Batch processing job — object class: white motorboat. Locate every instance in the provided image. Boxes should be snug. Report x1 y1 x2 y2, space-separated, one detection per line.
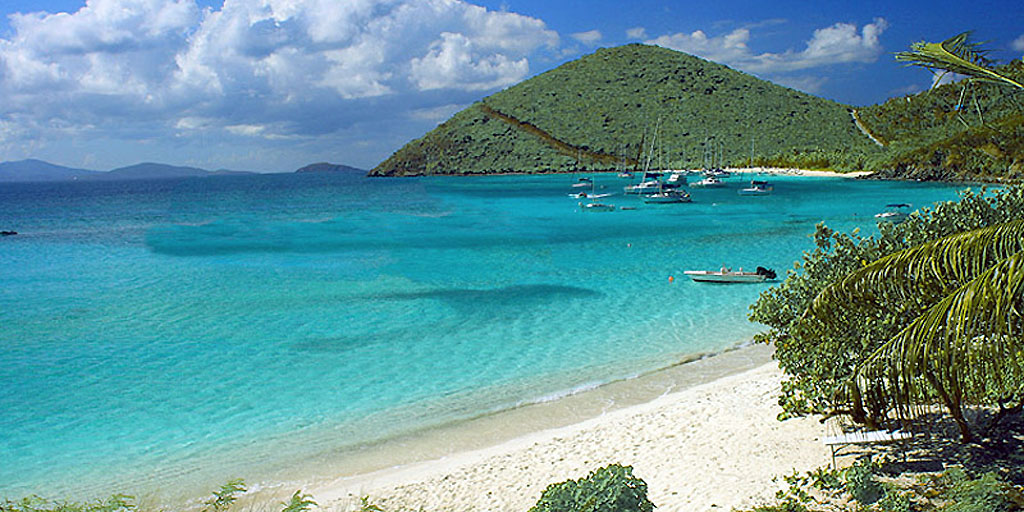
569 191 613 199
684 266 777 283
579 202 616 212
624 180 662 194
874 203 911 222
738 180 773 196
690 176 725 188
641 189 692 204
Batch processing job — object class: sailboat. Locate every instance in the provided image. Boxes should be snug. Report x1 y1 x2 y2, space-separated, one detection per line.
642 157 691 204
569 177 613 199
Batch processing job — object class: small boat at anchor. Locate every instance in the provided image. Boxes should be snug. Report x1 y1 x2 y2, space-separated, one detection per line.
874 203 911 222
738 180 773 196
641 189 692 204
690 175 725 188
683 266 777 283
579 202 616 212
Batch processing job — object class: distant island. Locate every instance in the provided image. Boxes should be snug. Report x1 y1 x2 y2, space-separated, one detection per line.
0 160 367 183
294 162 366 174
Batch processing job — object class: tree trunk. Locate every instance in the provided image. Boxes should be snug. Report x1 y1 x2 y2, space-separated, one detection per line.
925 370 975 443
849 381 868 425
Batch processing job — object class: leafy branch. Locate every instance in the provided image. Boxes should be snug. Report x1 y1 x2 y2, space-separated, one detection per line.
895 32 1024 90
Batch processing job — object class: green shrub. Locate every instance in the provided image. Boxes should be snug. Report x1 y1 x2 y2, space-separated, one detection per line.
280 491 316 512
529 464 654 512
844 460 884 505
750 503 808 512
878 488 911 512
0 494 135 512
202 479 246 512
941 471 1015 512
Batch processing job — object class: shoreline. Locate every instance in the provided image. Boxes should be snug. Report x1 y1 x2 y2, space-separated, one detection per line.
370 166 875 179
301 343 829 512
225 343 779 503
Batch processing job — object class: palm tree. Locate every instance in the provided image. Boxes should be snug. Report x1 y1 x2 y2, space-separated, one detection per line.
797 220 1024 442
895 31 1023 90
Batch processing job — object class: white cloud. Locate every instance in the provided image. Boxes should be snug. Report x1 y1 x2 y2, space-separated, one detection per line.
409 31 529 91
770 74 828 94
225 124 267 137
1013 34 1024 53
0 0 559 168
571 30 602 45
626 27 647 40
647 18 888 74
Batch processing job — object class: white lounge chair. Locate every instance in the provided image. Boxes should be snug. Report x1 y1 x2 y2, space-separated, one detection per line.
823 429 913 468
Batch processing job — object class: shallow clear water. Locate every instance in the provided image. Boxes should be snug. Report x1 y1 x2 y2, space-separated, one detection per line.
0 172 966 499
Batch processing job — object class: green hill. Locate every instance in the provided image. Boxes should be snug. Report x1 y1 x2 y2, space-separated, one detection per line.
372 44 880 176
372 44 1023 180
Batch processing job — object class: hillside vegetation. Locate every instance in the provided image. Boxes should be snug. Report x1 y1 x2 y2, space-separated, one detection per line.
857 61 1024 181
372 44 1023 180
372 44 878 176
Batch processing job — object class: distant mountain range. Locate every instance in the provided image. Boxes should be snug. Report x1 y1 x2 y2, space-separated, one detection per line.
0 159 101 182
0 160 367 183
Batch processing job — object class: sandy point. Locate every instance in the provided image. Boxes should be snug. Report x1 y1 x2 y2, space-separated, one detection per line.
311 360 829 512
729 166 875 178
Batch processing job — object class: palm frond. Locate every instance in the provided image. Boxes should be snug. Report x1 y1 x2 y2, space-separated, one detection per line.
856 251 1024 406
804 219 1024 320
895 32 1024 90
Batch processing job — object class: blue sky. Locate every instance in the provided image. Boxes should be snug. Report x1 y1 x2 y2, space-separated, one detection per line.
1 0 1022 172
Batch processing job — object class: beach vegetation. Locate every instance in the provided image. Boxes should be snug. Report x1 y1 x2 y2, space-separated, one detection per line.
202 479 246 512
755 464 1021 512
797 218 1024 441
279 491 316 512
0 494 136 512
750 185 1024 437
529 464 655 512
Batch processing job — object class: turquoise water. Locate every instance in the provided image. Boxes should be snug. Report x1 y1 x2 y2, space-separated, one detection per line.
0 173 965 499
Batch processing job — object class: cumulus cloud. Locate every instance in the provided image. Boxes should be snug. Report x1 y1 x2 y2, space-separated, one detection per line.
0 0 559 168
571 30 602 45
1013 34 1024 53
626 27 647 40
647 18 888 74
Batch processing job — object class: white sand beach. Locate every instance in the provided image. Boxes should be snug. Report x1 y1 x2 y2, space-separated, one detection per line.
311 357 830 512
729 166 875 178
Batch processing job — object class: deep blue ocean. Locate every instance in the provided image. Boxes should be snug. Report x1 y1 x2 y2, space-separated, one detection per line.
0 172 966 499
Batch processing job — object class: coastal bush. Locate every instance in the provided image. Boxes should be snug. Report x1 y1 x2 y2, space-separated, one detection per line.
0 494 135 512
749 465 1022 512
280 491 316 512
202 479 246 512
528 464 654 512
845 460 884 505
926 468 1021 512
749 185 1024 431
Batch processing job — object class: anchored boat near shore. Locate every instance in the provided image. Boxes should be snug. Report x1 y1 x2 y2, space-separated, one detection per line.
684 266 777 283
